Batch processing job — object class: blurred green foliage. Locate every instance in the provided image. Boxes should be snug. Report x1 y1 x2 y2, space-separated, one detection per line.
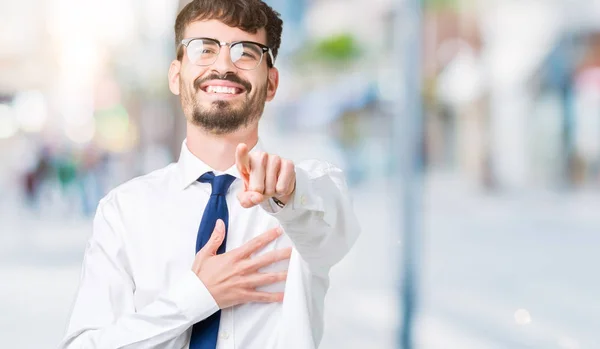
295 33 362 67
313 34 361 61
423 0 460 10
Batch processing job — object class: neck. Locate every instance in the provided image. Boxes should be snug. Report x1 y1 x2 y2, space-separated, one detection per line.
186 122 259 171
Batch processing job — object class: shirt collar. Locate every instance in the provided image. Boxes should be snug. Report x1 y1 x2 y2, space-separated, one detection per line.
176 138 265 190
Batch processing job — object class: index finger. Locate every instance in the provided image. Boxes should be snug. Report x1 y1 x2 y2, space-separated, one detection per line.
236 143 251 183
233 226 283 259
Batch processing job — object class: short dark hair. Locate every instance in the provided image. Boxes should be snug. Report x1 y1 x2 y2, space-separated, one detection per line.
175 0 283 66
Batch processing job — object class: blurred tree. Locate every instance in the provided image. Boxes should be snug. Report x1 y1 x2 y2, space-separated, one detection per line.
423 0 460 10
312 34 361 62
292 33 362 71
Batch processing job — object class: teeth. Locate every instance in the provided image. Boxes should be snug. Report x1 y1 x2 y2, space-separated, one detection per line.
206 86 238 94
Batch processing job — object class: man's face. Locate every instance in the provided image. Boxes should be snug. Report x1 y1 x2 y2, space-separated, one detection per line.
169 20 279 135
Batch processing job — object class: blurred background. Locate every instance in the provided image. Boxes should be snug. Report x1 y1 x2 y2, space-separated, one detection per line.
1 0 599 348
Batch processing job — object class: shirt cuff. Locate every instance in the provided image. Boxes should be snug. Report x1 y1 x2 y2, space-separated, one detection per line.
168 270 220 323
263 167 324 223
259 197 284 214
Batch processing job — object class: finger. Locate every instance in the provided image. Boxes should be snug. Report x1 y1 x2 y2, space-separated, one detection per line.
264 155 281 197
248 247 292 272
232 226 282 259
275 160 295 197
248 152 268 193
237 191 266 208
243 290 285 303
235 143 251 186
243 271 288 288
199 219 225 256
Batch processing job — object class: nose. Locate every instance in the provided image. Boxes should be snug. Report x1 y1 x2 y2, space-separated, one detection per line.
210 44 238 76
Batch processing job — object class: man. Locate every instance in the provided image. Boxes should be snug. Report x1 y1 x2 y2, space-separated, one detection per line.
60 1 360 348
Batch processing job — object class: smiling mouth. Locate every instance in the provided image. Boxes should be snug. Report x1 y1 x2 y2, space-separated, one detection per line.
201 85 245 95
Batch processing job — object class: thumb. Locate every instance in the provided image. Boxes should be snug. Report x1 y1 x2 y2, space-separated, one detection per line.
201 219 226 256
237 190 265 208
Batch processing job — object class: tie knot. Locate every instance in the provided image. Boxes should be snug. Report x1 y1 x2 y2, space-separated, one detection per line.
198 172 236 196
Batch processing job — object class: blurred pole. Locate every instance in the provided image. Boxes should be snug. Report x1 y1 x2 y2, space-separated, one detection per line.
393 0 423 349
560 34 575 189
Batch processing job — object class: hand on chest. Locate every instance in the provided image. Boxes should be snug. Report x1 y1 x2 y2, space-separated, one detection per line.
128 201 293 306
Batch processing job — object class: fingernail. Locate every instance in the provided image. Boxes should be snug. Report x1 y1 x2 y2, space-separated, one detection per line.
276 227 283 235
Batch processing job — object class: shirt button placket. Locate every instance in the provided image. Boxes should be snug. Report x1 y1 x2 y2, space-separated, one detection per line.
217 308 234 349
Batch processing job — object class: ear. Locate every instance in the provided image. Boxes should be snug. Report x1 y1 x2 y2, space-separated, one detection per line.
266 67 279 102
168 60 182 95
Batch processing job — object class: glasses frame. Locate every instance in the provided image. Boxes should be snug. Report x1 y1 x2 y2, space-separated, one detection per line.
179 37 275 70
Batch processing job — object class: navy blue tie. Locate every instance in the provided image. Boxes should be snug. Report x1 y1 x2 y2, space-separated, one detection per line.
189 171 236 349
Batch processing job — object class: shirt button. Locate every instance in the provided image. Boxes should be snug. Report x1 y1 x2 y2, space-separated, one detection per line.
300 195 307 206
220 331 230 339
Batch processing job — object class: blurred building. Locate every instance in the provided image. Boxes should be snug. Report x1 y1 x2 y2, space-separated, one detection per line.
3 0 600 199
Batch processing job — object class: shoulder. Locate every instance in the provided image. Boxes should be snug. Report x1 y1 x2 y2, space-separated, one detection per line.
295 159 344 180
294 159 351 194
98 163 178 211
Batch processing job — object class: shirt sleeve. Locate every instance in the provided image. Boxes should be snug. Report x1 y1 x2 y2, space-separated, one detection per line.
262 160 361 278
58 196 219 349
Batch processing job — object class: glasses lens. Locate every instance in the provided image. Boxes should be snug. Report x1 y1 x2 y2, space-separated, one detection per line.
187 39 220 66
230 42 263 70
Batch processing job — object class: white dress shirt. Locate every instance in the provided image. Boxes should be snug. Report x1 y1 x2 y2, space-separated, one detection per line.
59 140 360 349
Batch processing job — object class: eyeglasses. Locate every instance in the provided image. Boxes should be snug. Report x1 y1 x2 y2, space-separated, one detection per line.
179 37 275 71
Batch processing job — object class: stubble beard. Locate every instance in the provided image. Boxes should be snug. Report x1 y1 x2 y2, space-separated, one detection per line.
181 78 268 135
